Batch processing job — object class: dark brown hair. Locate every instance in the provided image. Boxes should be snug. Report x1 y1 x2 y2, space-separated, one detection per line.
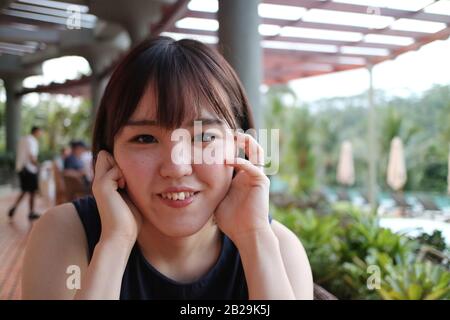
31 126 41 134
92 36 255 165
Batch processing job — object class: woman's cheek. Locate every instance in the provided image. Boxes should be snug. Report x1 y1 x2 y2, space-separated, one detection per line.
115 149 159 188
199 163 233 195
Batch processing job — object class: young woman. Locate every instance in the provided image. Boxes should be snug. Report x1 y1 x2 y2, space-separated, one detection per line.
22 37 313 300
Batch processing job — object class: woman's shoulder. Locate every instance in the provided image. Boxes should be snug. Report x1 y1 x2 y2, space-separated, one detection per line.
270 219 314 299
27 202 89 256
35 196 97 235
270 219 298 241
270 218 309 259
34 202 84 236
22 202 89 299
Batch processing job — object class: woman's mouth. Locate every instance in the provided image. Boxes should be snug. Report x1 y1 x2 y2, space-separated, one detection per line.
157 191 200 208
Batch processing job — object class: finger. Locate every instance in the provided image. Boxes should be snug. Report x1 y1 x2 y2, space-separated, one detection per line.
110 158 126 189
236 132 264 165
224 157 268 181
103 151 118 169
102 166 123 186
235 132 265 171
94 150 115 178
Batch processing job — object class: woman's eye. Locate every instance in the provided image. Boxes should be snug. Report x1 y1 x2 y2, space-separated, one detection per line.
133 135 157 144
193 132 216 143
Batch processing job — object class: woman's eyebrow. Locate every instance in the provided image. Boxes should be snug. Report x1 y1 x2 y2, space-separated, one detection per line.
189 118 224 127
125 119 157 127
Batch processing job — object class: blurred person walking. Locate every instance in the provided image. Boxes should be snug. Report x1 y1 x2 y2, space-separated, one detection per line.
8 126 43 220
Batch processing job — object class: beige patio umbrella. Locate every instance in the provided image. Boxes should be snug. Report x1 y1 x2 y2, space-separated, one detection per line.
387 137 407 191
337 140 355 186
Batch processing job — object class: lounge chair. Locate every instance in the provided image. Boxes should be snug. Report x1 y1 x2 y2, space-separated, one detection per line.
416 195 440 211
336 189 350 202
390 192 412 216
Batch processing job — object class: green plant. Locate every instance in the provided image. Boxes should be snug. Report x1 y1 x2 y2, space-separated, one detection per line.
378 261 450 300
415 230 447 252
272 206 343 285
273 203 450 300
335 204 419 265
341 249 450 300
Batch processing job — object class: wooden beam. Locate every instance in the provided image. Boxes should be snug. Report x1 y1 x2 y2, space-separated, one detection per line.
265 0 450 24
185 10 436 39
150 0 190 36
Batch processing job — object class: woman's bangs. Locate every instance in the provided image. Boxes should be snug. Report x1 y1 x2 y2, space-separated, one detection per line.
151 60 234 129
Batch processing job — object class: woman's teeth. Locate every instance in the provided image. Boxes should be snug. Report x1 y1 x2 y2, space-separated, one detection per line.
160 191 195 200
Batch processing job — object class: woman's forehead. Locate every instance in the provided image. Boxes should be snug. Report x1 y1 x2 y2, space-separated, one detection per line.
131 95 220 125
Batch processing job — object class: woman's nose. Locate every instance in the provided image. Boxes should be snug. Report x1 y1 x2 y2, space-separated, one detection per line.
158 141 193 178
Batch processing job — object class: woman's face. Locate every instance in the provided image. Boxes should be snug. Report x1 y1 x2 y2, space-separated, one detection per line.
113 89 236 237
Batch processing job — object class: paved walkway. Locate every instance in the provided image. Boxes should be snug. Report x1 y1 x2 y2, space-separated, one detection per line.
0 189 52 300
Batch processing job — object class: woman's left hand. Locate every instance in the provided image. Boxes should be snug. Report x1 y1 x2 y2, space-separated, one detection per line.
214 132 271 244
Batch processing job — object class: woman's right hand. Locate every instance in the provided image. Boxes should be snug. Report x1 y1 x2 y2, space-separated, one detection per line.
92 150 142 244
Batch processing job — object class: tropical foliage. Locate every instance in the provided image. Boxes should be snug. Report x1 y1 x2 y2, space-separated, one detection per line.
0 91 91 158
264 84 450 194
272 203 450 300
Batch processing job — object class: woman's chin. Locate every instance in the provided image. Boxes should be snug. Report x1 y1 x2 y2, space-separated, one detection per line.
153 216 214 238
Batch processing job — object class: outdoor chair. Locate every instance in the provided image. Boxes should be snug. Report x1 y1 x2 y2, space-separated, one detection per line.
390 192 412 216
360 191 375 206
52 160 68 205
416 195 441 211
63 172 90 201
336 189 350 202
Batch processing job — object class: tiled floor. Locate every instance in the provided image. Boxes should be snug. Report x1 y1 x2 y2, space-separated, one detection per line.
0 190 52 300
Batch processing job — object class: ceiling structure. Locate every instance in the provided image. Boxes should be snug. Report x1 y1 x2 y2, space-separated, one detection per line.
160 0 450 84
0 0 449 93
0 0 174 95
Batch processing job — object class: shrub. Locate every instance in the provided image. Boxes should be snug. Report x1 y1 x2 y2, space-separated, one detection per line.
273 203 450 300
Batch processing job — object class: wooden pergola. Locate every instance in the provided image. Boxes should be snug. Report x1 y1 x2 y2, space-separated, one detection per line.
2 0 448 91
154 0 450 84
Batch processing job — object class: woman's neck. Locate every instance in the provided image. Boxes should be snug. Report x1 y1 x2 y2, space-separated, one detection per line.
136 217 222 283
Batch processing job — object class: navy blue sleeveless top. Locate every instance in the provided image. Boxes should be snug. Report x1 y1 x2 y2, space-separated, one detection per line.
72 195 260 300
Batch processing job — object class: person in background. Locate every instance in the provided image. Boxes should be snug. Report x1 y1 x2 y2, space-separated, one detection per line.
64 140 91 189
54 146 71 171
80 145 93 183
8 126 43 221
